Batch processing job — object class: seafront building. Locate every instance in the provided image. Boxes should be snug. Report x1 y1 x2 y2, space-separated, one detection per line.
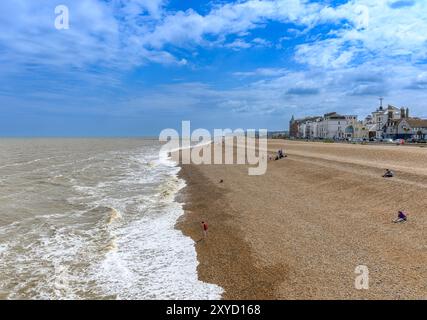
297 116 323 139
366 104 403 139
289 101 427 141
290 112 358 140
385 116 427 140
317 112 357 139
367 104 427 140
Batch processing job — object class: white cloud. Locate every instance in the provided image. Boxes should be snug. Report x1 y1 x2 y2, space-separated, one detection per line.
295 39 356 69
251 37 272 47
225 38 253 49
295 0 427 68
232 68 288 77
141 0 323 49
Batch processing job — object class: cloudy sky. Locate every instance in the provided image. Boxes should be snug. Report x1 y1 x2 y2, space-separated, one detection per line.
1 0 427 136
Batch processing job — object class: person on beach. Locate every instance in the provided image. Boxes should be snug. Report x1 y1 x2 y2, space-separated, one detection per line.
275 149 284 160
393 211 408 223
383 169 394 178
201 221 208 238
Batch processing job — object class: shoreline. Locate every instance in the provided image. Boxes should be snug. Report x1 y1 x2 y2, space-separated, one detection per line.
175 164 286 299
174 140 427 300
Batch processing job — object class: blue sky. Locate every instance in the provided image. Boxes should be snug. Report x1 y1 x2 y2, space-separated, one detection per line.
1 0 427 136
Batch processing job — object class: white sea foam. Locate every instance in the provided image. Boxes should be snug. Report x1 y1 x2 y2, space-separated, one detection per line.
88 148 223 299
93 203 223 299
0 244 8 256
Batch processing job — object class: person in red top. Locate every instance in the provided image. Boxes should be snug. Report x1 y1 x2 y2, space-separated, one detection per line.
201 221 208 238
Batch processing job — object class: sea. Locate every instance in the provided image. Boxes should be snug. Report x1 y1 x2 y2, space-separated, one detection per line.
0 138 222 299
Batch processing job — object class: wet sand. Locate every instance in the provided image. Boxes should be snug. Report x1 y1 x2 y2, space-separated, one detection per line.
176 140 427 299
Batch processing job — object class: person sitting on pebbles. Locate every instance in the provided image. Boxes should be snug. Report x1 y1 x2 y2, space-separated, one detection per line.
393 211 408 223
382 169 394 178
274 149 286 160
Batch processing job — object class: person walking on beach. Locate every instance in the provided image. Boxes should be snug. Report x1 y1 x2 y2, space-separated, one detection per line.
201 221 208 238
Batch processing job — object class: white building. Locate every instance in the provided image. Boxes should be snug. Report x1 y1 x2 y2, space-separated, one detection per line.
385 117 427 140
317 112 357 139
296 116 322 139
367 104 403 139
